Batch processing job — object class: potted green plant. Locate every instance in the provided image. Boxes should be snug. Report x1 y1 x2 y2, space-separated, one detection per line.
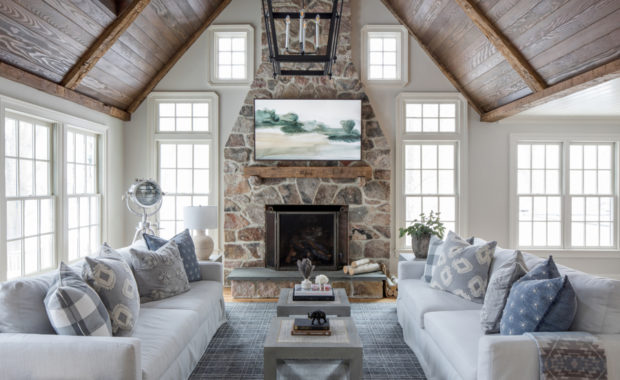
399 211 446 259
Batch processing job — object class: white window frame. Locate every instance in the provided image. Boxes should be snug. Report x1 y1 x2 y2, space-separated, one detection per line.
0 96 108 282
509 133 620 254
147 92 220 248
395 93 468 254
361 25 408 86
207 24 254 86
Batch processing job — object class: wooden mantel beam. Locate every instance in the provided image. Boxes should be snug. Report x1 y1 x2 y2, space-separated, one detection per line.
0 62 130 121
454 0 547 92
126 0 231 113
482 58 620 122
61 0 151 89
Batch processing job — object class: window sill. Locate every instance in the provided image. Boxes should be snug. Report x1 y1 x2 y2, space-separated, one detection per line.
362 78 408 87
516 248 620 259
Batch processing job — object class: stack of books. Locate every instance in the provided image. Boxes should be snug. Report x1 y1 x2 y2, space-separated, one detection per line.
292 284 335 301
291 318 331 336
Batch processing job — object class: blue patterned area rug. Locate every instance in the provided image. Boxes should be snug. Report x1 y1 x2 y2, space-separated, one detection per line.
190 302 426 379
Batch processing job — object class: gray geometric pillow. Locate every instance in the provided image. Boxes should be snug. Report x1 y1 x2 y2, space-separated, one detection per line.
143 229 202 282
45 262 112 336
423 232 473 283
430 240 497 303
83 244 140 337
480 251 528 334
129 241 190 303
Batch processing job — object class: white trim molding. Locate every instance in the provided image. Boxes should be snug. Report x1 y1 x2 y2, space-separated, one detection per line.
361 25 408 87
207 24 254 86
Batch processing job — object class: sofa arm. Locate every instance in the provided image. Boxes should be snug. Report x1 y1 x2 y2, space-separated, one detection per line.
199 261 223 283
398 260 425 281
0 333 141 380
477 335 539 380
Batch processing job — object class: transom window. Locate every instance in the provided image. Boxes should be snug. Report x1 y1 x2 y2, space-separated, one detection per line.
513 139 617 250
158 102 209 132
362 25 408 86
208 25 254 85
396 93 466 251
4 114 54 279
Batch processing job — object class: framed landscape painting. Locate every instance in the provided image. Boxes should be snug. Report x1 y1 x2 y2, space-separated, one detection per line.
254 99 362 160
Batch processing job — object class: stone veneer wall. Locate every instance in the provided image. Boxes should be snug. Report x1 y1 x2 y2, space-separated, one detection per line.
223 0 392 284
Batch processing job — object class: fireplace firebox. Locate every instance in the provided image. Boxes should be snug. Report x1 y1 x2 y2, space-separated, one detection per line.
265 205 348 271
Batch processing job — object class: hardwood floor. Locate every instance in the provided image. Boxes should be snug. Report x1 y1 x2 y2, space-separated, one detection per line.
223 288 396 303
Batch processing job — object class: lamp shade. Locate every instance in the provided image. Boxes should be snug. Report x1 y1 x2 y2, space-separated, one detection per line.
184 206 218 230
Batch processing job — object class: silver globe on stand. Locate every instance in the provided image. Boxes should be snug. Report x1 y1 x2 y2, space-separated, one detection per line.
124 179 164 243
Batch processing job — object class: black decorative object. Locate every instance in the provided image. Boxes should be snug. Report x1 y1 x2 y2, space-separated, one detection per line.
308 310 327 325
261 0 344 78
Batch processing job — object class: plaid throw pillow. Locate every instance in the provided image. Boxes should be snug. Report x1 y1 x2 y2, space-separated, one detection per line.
422 232 473 283
44 263 112 336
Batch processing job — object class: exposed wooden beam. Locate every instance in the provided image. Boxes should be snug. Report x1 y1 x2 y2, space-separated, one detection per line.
126 0 231 113
61 0 151 89
453 0 547 92
0 61 130 121
380 0 483 115
482 58 620 122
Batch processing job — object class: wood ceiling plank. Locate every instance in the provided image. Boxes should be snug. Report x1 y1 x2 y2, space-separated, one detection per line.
127 0 231 114
42 0 107 36
90 55 150 89
481 57 620 122
415 0 454 42
453 0 547 92
0 53 62 82
466 62 531 110
153 0 199 37
0 61 129 120
61 0 151 89
138 4 185 48
381 0 483 115
65 0 115 28
76 74 135 108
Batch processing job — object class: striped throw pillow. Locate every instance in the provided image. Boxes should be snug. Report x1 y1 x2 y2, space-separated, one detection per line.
44 262 112 336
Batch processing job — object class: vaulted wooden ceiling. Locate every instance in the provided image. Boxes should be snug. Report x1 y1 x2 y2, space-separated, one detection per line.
382 0 620 121
0 0 618 122
0 0 229 120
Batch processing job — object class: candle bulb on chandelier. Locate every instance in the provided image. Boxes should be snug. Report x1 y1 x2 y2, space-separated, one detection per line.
302 20 307 53
315 15 320 49
299 9 304 51
285 15 290 50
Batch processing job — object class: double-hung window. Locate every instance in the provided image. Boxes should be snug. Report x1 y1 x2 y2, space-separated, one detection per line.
511 136 617 250
396 93 467 251
148 93 219 242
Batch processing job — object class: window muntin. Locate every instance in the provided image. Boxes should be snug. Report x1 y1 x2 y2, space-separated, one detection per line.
66 129 100 261
569 143 614 248
158 142 211 239
405 102 457 133
404 142 457 244
4 115 55 279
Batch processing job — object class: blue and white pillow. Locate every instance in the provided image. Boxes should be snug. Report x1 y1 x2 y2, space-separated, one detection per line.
44 262 112 336
143 229 202 282
423 232 472 283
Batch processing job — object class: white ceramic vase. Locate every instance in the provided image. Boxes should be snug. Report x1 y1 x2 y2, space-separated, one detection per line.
301 279 312 290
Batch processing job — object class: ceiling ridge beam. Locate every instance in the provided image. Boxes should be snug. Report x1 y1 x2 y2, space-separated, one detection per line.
454 0 547 92
61 0 151 90
126 0 232 114
0 61 130 120
380 0 483 115
482 58 620 122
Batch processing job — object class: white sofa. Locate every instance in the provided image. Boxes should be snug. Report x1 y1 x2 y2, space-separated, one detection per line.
397 245 620 380
0 245 226 380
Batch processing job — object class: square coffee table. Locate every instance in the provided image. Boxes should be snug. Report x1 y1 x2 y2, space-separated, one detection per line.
263 316 363 380
276 288 351 317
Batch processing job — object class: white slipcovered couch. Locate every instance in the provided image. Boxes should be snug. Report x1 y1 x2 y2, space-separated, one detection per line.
397 242 620 380
0 243 226 380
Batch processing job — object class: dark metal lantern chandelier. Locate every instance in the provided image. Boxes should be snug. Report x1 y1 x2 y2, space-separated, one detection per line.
262 0 344 78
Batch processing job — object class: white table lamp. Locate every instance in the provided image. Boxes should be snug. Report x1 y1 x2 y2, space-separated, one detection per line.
184 205 218 260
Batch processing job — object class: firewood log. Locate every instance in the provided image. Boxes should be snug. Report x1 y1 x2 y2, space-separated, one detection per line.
346 263 380 275
350 258 370 268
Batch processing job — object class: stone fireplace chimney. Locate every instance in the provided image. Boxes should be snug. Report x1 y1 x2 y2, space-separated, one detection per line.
223 0 392 290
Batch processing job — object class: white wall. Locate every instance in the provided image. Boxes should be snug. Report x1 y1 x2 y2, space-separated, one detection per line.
0 77 126 248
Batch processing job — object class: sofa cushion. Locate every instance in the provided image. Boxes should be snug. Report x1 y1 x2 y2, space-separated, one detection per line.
430 240 497 303
144 229 202 282
45 262 112 336
424 310 482 380
398 278 481 329
129 241 191 303
83 244 141 336
131 308 201 380
141 280 223 319
0 270 57 334
481 254 528 334
423 231 472 283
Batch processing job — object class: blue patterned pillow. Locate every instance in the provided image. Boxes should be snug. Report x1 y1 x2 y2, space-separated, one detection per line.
500 277 564 335
520 256 577 332
143 229 202 282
